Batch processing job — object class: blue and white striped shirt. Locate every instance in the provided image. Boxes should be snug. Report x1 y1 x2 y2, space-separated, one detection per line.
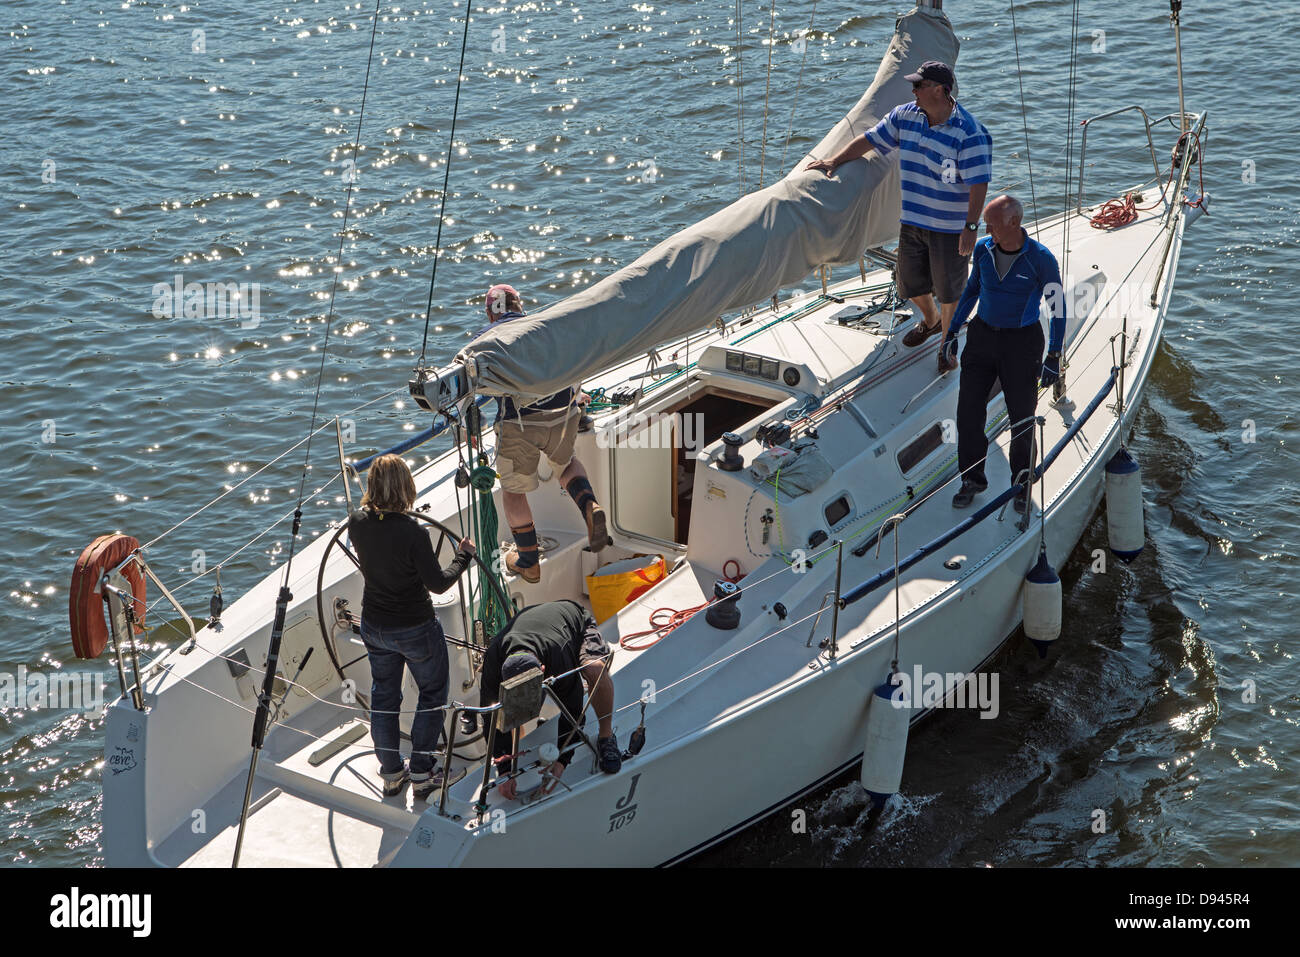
863 101 992 234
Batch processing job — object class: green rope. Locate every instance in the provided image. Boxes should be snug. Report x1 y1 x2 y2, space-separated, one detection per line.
462 409 510 640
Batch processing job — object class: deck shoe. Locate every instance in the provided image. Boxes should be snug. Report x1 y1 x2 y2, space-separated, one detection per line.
586 503 610 553
505 547 542 584
951 479 988 509
597 734 622 774
902 318 942 348
413 764 468 801
380 765 409 797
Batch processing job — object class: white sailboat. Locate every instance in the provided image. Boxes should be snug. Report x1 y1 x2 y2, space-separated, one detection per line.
80 1 1209 866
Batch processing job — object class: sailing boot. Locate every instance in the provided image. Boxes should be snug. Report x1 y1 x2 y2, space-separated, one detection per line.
505 522 541 583
566 475 609 552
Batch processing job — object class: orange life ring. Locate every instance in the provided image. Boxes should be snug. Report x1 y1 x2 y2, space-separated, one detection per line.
70 534 146 660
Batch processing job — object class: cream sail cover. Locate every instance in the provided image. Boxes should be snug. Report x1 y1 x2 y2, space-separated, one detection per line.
458 6 960 401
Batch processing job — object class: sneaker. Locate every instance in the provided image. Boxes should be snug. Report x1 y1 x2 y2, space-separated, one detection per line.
380 765 409 797
902 319 942 348
505 546 541 584
597 735 622 774
951 479 988 509
585 503 610 553
1013 490 1031 515
413 764 468 801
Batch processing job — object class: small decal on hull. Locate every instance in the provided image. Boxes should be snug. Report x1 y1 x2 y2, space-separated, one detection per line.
108 746 137 775
608 773 641 833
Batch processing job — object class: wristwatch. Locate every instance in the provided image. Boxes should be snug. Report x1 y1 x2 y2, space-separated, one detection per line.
964 221 979 232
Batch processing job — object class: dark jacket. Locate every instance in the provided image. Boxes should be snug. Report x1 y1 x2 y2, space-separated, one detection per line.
347 508 471 626
479 600 597 772
950 230 1068 354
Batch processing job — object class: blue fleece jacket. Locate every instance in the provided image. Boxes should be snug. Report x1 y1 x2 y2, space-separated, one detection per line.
949 229 1067 354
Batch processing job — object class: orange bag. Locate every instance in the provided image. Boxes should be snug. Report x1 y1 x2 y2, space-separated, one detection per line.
586 555 666 624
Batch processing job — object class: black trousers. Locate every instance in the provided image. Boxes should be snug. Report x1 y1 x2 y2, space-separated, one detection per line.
956 317 1044 488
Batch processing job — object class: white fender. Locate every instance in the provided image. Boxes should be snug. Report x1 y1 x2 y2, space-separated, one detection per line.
1105 447 1145 562
861 676 910 808
1023 549 1062 658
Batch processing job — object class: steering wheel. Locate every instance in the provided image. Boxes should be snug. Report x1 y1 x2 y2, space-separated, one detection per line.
314 511 512 685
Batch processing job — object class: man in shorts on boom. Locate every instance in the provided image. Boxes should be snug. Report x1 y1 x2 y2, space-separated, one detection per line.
483 284 609 583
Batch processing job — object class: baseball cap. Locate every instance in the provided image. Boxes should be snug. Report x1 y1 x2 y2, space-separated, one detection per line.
501 650 542 680
904 60 955 91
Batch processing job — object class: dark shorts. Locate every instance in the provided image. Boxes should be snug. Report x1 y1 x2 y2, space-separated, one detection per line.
575 622 613 669
897 222 970 304
547 623 612 707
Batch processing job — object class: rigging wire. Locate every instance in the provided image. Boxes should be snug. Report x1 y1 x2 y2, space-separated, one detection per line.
137 384 403 553
777 0 819 178
1060 0 1082 282
1007 0 1040 239
735 0 745 195
416 0 476 368
757 0 777 187
233 0 386 865
285 0 385 586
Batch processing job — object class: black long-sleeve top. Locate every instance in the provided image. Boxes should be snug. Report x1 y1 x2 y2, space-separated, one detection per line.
479 601 596 774
347 508 471 626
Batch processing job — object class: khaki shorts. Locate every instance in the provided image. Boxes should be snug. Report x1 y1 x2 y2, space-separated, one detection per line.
495 405 581 494
896 222 971 305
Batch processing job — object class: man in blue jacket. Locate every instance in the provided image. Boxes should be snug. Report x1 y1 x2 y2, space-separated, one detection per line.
939 195 1065 513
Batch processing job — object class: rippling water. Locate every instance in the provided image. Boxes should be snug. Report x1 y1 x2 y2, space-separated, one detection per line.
2 0 1294 867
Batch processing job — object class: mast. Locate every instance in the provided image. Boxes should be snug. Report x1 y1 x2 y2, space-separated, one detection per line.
1171 0 1186 133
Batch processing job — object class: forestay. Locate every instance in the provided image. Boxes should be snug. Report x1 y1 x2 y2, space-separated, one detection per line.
457 6 959 402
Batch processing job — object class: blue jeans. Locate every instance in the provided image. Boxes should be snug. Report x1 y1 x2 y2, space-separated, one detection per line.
360 617 448 778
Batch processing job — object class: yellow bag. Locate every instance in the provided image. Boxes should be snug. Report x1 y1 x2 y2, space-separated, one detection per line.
586 555 667 624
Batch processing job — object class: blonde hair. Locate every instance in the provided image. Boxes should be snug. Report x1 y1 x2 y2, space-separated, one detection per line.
361 454 417 513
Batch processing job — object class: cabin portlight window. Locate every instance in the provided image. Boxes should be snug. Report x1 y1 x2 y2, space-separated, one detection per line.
897 423 945 475
824 495 852 529
724 350 781 381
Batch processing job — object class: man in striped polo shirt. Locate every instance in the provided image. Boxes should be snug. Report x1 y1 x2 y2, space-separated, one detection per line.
808 61 992 365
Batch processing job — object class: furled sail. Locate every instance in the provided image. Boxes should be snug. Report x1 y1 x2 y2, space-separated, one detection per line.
458 5 959 401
